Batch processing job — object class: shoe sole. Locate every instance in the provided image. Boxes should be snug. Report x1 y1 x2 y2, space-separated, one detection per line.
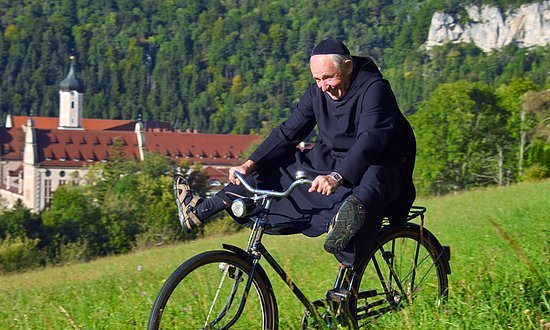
324 196 366 254
173 176 192 233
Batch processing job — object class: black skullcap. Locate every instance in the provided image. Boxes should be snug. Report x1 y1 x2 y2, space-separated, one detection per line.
311 38 350 56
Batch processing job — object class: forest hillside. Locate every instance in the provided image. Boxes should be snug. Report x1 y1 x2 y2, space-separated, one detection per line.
0 0 547 132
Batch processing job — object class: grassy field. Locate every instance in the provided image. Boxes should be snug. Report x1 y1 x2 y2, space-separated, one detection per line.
0 181 548 329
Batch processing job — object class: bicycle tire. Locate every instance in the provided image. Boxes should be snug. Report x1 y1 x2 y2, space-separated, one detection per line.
148 250 278 330
351 223 450 326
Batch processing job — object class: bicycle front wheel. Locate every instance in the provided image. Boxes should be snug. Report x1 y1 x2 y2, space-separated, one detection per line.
148 250 277 329
352 224 450 325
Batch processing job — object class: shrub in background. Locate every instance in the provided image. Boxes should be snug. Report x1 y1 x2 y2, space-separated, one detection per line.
0 236 43 273
522 164 549 181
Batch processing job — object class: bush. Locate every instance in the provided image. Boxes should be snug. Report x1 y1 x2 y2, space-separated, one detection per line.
0 236 43 273
52 239 92 265
132 228 180 251
201 214 244 237
522 164 549 181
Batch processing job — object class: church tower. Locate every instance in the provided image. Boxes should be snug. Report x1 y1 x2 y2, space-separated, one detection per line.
58 56 84 130
23 116 38 210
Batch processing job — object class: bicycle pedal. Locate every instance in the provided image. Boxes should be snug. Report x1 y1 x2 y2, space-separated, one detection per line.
327 288 350 303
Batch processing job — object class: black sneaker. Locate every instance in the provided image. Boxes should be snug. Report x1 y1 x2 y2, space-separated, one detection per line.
324 195 366 254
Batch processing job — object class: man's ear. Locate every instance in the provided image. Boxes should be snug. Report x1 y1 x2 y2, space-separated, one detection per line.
345 60 353 75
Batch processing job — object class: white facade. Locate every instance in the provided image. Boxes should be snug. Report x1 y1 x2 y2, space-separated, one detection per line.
58 90 83 129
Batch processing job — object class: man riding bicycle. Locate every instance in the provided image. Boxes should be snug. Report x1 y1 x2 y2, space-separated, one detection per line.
175 38 416 267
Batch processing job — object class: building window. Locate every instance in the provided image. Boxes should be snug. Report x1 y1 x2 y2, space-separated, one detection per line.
208 180 222 187
44 180 52 208
59 180 66 186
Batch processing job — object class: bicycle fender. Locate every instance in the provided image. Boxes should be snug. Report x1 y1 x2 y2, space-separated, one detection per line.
222 243 250 259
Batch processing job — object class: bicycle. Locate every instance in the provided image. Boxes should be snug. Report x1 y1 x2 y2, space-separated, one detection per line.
148 171 451 329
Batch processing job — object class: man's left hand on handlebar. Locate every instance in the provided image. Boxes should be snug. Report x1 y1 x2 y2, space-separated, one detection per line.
308 174 341 196
228 160 256 185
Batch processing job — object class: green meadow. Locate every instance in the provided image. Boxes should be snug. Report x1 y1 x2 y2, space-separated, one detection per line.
0 181 548 329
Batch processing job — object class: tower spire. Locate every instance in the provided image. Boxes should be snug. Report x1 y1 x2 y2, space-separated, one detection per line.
58 56 84 130
59 56 84 93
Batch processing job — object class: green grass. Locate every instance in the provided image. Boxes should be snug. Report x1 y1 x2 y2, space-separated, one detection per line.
0 181 548 329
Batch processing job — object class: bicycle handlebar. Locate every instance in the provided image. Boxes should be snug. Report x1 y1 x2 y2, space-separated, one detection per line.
232 171 312 198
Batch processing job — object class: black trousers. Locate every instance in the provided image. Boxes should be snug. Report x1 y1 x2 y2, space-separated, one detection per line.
215 152 407 266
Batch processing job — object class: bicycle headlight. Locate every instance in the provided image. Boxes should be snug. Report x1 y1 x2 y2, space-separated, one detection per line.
231 198 255 218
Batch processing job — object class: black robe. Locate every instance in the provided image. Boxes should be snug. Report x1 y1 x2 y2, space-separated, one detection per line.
218 56 416 237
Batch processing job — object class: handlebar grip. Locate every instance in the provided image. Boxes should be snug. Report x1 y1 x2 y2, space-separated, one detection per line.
232 171 256 192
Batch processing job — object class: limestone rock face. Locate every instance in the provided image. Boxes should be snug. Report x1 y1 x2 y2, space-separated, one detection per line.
426 1 550 52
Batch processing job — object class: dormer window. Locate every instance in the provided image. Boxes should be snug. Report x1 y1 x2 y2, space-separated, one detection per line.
208 180 222 187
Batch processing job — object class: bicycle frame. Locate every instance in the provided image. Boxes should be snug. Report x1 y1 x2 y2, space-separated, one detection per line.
220 172 334 328
217 172 356 328
213 173 446 329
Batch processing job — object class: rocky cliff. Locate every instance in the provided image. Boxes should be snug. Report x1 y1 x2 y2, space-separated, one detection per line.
426 1 550 52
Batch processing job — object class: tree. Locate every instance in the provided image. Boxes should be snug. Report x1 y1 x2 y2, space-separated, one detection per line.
521 89 550 178
522 90 550 143
41 186 102 254
411 80 505 195
495 78 538 177
0 200 40 240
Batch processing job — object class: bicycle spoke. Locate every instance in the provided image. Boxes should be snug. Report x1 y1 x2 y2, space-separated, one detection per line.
149 252 274 329
353 224 449 326
206 265 244 328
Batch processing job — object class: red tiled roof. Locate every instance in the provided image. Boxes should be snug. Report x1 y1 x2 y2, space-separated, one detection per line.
0 184 21 194
11 116 137 131
8 163 23 177
36 129 140 167
81 119 136 131
11 116 59 129
1 116 262 171
144 132 260 166
0 126 25 160
204 166 230 181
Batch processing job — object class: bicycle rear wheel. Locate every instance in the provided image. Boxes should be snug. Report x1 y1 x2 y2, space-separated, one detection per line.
148 250 277 329
352 223 450 326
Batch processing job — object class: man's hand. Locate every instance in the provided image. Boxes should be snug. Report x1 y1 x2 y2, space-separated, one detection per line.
308 174 342 196
228 160 256 185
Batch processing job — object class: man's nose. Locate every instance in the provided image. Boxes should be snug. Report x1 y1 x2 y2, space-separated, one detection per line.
319 80 329 91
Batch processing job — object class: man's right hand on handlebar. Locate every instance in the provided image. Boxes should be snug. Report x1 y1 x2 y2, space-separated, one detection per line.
229 160 256 185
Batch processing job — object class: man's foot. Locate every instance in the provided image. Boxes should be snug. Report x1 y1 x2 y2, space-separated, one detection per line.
173 175 203 233
324 195 366 254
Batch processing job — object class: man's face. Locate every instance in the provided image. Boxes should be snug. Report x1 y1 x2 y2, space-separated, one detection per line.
310 55 352 100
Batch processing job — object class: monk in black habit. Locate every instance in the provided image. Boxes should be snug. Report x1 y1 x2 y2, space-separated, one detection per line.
175 38 416 266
